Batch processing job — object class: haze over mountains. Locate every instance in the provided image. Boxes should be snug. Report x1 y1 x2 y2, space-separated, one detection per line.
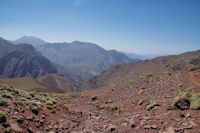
13 36 47 46
83 50 200 89
13 36 139 86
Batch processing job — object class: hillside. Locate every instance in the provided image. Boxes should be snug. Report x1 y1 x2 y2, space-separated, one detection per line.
0 37 57 78
0 69 199 132
36 41 139 86
82 50 200 90
37 74 79 93
0 77 49 92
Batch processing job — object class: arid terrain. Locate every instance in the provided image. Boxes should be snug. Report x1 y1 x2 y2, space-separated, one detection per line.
0 68 199 132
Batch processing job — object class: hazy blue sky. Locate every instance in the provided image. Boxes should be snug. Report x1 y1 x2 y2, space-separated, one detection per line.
0 0 199 54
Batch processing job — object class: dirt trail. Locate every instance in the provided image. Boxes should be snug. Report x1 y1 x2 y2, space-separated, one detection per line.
189 71 200 87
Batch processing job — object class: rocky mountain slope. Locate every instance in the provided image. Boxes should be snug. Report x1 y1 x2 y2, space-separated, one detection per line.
83 50 200 90
36 41 139 86
0 37 57 79
37 74 79 93
0 68 199 132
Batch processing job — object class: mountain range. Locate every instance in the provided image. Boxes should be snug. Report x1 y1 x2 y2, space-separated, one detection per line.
0 37 57 78
13 36 139 86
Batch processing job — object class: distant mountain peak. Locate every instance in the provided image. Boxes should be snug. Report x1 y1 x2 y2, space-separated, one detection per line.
13 36 47 46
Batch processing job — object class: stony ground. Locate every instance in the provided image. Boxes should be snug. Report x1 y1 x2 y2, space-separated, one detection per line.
0 69 200 132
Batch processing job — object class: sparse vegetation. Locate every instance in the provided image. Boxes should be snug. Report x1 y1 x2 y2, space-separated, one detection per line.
146 101 160 110
138 89 144 95
190 93 200 110
25 94 32 99
106 100 112 104
115 109 121 114
29 92 35 97
177 84 183 88
138 87 145 95
30 105 39 114
173 91 200 110
187 67 196 71
186 86 196 92
0 99 9 106
47 105 53 110
0 110 6 116
46 100 53 105
173 92 190 110
29 102 42 115
1 92 12 99
19 97 26 101
45 98 57 105
91 95 98 101
17 116 24 123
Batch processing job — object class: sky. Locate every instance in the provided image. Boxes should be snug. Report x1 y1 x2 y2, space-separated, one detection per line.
0 0 199 55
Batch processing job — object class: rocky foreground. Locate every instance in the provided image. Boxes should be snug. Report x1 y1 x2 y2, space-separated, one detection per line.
0 69 200 132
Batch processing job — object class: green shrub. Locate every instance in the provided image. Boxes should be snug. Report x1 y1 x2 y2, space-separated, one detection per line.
115 109 121 114
146 101 160 110
29 92 35 97
173 92 200 110
17 116 24 123
1 93 11 98
186 86 196 92
25 95 32 99
64 103 68 109
190 93 200 110
0 99 9 106
177 84 183 88
137 87 145 95
19 97 26 101
47 105 53 110
106 100 112 104
138 89 144 95
0 110 6 116
173 92 190 105
46 100 53 105
30 105 39 115
187 67 196 71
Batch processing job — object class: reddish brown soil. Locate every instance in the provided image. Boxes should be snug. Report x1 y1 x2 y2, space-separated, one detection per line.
189 72 200 87
0 70 200 132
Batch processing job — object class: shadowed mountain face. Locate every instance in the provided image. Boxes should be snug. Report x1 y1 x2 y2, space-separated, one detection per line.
36 41 139 86
82 50 200 90
0 37 57 78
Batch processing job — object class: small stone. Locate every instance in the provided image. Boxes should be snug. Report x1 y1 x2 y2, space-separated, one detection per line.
107 125 116 132
42 115 46 119
166 126 175 133
5 127 11 133
167 106 176 110
27 127 34 133
185 113 191 119
138 100 144 105
189 121 197 127
26 116 34 121
17 117 24 123
144 125 157 130
2 123 10 128
131 123 136 128
10 123 23 132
